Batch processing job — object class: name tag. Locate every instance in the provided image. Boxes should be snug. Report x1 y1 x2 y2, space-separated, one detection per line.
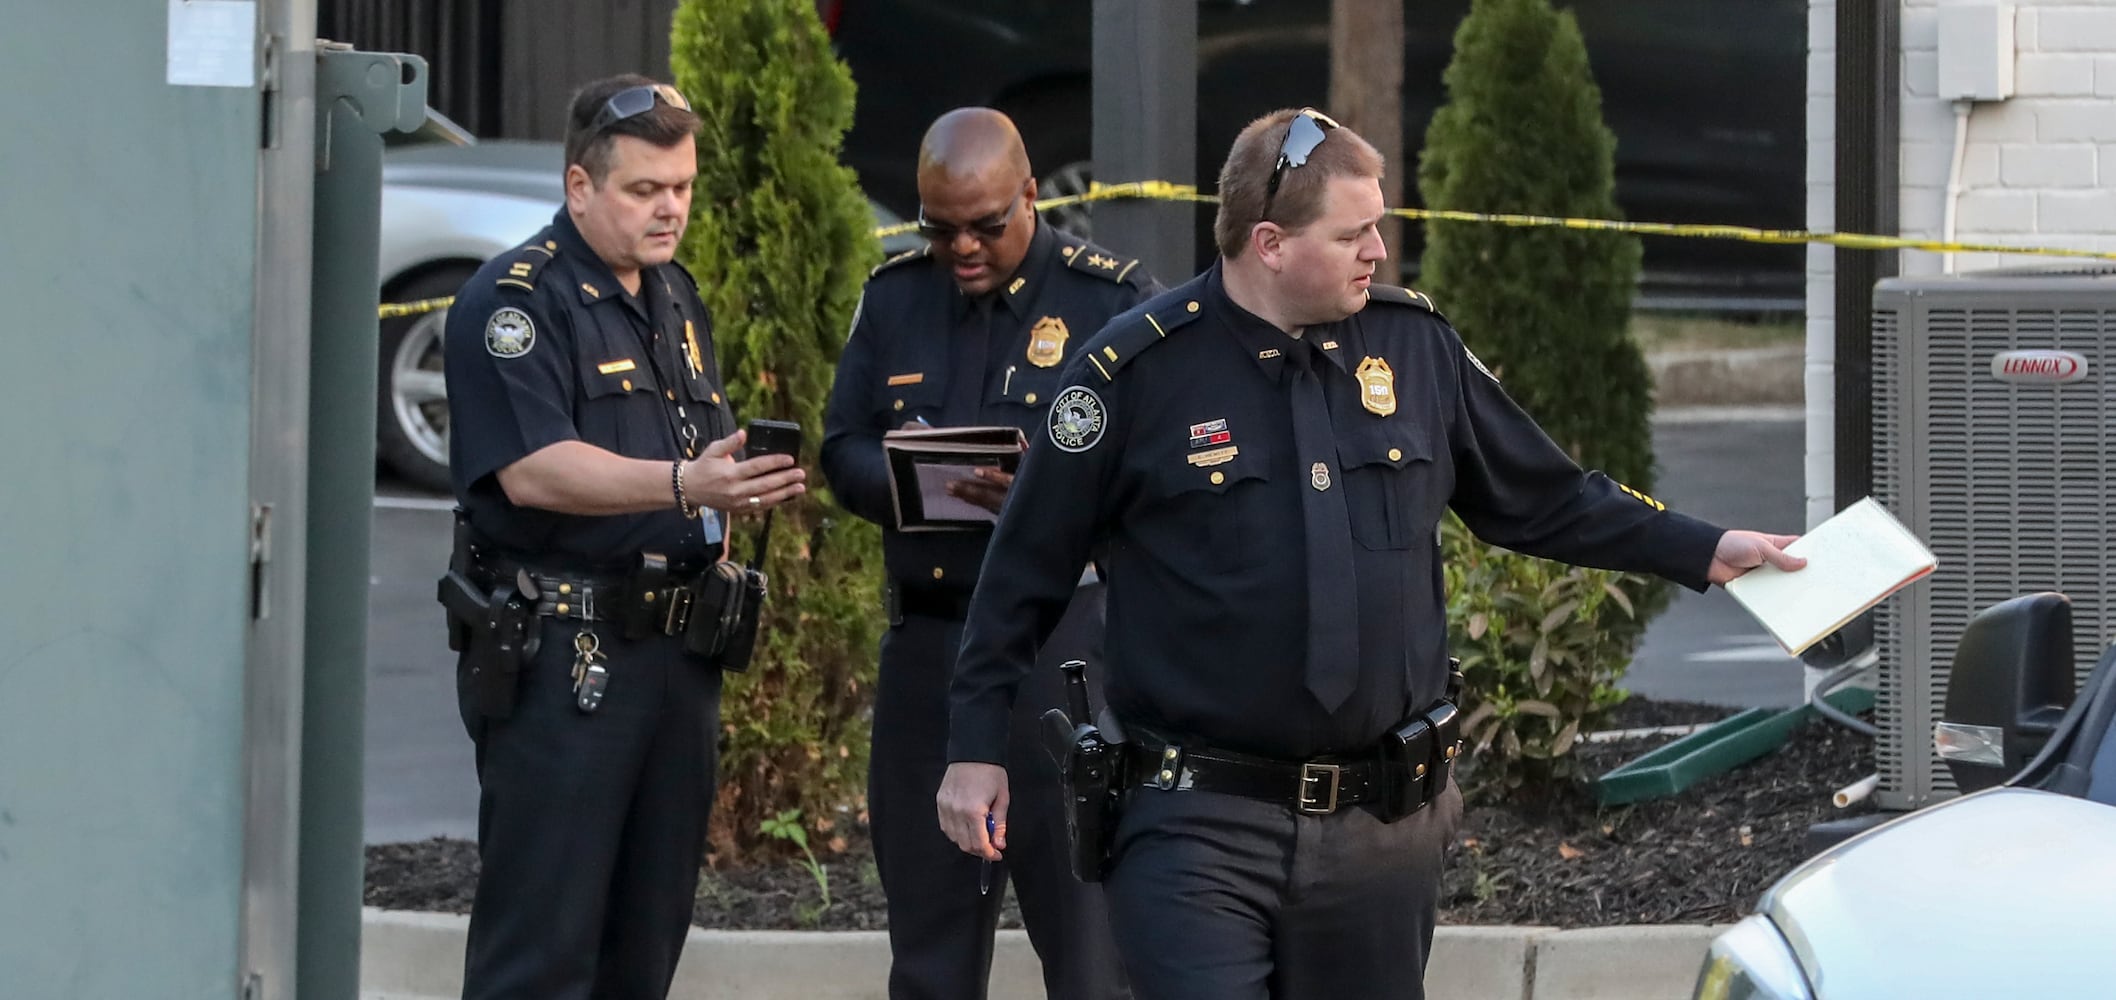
887 372 925 386
596 359 637 375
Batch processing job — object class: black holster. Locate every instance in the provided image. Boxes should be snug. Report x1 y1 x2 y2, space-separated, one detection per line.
677 560 766 673
438 510 542 720
1041 660 1122 882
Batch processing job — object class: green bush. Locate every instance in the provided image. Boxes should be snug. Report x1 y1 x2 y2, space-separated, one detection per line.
1416 0 1652 490
670 0 883 862
1442 515 1653 800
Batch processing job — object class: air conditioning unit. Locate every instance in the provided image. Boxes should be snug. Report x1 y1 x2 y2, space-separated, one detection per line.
1870 266 2116 810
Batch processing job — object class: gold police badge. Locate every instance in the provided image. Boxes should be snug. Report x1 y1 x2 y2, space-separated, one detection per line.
1356 356 1396 417
1027 316 1069 368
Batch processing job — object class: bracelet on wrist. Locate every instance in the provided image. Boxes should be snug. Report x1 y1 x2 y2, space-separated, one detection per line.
673 460 699 519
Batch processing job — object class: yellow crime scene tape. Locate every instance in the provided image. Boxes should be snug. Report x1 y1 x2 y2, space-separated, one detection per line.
380 180 2116 319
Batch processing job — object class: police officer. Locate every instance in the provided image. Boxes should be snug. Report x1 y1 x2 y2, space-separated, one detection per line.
934 108 1806 999
821 108 1154 1000
441 74 806 1000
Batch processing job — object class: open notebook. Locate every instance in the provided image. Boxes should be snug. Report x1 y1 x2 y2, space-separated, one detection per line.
1724 496 1937 655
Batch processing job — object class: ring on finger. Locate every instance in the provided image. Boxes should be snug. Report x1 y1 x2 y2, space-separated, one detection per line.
747 496 761 508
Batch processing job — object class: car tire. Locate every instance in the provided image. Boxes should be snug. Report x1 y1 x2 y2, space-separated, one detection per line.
376 265 475 494
1003 90 1095 239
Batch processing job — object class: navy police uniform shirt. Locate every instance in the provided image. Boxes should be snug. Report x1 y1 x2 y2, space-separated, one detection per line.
444 208 734 572
947 261 1727 764
821 220 1157 596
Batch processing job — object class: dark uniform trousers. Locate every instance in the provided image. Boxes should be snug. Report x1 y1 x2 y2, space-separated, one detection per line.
457 617 723 1000
1104 779 1463 1000
870 582 1127 1000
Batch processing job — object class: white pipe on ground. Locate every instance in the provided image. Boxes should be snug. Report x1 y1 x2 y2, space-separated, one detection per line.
1833 772 1880 809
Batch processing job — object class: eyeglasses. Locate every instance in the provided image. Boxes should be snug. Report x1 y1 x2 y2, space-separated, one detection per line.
916 181 1032 245
1260 107 1340 222
586 83 691 135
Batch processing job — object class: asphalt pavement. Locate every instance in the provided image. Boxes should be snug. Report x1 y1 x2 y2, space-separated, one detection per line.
361 408 1808 844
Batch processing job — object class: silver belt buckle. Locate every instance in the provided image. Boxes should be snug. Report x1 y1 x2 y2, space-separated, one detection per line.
1296 762 1342 815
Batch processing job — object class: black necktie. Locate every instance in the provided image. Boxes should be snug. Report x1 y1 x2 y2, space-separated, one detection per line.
948 298 994 419
1287 341 1359 711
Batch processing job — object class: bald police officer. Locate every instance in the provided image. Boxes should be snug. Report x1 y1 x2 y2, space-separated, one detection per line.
822 108 1154 1000
442 75 805 999
934 108 1805 999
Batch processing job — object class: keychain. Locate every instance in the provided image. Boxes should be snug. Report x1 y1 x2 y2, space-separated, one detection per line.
571 590 610 714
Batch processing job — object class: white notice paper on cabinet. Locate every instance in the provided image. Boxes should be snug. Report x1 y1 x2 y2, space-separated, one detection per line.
1724 496 1936 655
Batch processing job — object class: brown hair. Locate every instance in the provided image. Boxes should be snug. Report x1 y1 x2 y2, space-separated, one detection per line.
563 74 702 184
1213 109 1384 259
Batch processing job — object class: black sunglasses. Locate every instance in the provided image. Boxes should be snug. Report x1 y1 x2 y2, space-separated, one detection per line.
1260 108 1340 222
916 181 1032 245
586 83 691 135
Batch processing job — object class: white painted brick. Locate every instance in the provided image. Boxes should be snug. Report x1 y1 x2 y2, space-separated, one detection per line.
1900 252 1946 277
1899 99 1964 143
1807 138 1835 186
2000 143 2098 187
1804 317 1835 356
1810 3 1836 55
2015 54 2097 97
1905 52 1940 97
2038 103 2116 143
1808 95 1836 144
2035 8 2116 53
1956 189 2039 232
1807 183 1836 231
1899 184 1947 234
1903 7 1940 52
1809 51 1836 97
2096 56 2116 97
1965 100 2040 143
2017 8 2037 55
1901 141 1999 189
1805 243 1835 279
2038 190 2116 234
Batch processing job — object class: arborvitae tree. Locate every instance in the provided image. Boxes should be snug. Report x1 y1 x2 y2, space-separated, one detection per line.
671 0 882 861
1417 0 1652 491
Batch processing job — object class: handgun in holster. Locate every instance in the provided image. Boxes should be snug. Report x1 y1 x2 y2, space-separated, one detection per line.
1040 659 1122 883
437 509 541 720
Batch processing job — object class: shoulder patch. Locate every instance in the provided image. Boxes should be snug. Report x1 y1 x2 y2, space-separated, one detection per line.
1363 283 1441 316
1058 239 1146 286
1047 385 1107 452
1081 297 1202 383
485 306 537 358
494 235 559 293
869 244 931 278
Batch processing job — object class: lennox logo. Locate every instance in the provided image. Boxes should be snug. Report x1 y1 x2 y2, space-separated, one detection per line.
1991 350 2089 384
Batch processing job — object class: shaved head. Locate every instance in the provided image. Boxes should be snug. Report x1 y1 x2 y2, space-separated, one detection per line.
915 108 1039 296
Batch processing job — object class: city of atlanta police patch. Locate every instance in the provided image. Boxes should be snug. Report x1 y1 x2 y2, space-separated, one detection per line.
485 307 536 358
1048 385 1106 453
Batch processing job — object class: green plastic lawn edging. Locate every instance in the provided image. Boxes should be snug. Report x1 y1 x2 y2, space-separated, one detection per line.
1595 686 1878 806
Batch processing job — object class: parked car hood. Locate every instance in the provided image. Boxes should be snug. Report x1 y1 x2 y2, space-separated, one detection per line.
383 139 564 205
1761 787 2116 997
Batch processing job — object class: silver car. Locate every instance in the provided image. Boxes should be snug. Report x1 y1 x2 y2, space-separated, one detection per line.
376 114 919 491
1694 592 2116 999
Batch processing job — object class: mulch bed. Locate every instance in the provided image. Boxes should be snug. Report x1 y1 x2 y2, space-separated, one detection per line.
365 699 1874 930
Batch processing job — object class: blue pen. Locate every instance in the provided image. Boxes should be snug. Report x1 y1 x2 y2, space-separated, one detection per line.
979 813 996 895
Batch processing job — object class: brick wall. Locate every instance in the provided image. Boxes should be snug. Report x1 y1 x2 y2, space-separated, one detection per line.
1805 0 2116 525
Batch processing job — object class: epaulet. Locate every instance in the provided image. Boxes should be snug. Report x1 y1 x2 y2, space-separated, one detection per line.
1057 238 1147 286
1364 283 1444 318
494 234 560 293
1082 296 1202 383
869 244 931 278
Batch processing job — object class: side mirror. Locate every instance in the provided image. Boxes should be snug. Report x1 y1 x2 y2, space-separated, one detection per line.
1937 592 2077 793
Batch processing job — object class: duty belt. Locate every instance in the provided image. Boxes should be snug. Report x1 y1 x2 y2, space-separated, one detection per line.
473 558 706 636
1125 734 1387 816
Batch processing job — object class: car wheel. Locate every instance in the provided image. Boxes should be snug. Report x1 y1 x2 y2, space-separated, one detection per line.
376 265 473 494
1005 92 1095 239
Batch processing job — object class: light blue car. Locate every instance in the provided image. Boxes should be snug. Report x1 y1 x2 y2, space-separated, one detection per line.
1694 591 2116 998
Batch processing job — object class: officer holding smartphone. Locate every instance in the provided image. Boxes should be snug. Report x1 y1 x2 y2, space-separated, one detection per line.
440 74 805 1000
820 108 1157 1000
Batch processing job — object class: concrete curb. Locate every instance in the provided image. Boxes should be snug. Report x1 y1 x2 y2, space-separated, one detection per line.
358 908 1723 1000
1648 345 1802 408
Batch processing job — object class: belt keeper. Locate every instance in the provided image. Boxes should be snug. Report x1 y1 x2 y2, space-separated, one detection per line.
1152 744 1181 790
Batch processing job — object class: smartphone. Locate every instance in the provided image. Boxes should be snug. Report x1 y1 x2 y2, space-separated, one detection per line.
746 419 804 461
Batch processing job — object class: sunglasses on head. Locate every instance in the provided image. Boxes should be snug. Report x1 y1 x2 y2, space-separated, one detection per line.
916 181 1032 245
1260 107 1340 222
586 83 691 135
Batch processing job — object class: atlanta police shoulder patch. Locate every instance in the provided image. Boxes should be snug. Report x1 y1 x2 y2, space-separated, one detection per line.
1464 345 1498 383
1047 385 1106 453
485 307 536 358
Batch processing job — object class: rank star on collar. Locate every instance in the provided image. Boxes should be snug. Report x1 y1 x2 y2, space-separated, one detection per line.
1086 252 1118 270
